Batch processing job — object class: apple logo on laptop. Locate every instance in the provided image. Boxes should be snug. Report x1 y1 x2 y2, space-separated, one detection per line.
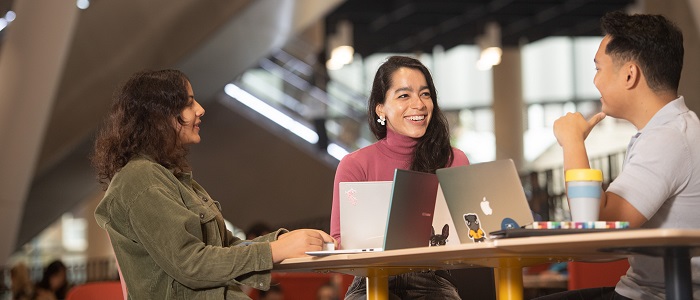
480 197 493 215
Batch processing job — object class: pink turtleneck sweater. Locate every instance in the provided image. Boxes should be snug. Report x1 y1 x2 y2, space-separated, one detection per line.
330 129 469 246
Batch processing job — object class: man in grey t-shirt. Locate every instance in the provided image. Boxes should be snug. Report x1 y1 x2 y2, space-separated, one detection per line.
540 11 700 300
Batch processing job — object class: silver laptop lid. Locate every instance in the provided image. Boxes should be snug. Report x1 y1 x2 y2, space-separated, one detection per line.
436 159 534 243
339 181 392 250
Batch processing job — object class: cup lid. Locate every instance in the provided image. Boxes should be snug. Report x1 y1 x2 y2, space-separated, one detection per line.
565 169 603 182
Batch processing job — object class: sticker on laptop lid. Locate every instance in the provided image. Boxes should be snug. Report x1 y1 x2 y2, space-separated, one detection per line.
501 218 520 230
464 213 486 243
345 188 358 206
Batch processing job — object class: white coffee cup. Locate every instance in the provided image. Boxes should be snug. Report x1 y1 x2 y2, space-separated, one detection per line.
565 169 603 222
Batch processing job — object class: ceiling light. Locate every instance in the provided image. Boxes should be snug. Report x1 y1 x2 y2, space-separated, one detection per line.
475 22 502 70
224 84 319 144
5 11 15 22
330 45 354 66
326 58 345 71
0 10 14 32
327 143 348 160
475 46 503 70
76 0 90 10
326 20 354 70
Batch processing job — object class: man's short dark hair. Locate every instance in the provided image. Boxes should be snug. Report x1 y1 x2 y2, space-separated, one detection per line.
601 11 684 92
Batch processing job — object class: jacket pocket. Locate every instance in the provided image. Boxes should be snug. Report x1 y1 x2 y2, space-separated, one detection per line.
189 202 218 244
178 185 221 245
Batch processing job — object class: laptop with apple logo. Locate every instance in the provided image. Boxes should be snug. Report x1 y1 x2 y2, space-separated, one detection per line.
436 159 534 243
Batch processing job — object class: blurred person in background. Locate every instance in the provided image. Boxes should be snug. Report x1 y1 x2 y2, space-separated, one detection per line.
33 260 68 300
10 262 33 300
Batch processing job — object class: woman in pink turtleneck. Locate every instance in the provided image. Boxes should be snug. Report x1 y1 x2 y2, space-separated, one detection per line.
330 129 469 244
330 56 473 299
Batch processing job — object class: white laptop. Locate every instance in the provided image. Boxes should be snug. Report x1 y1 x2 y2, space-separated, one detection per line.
436 159 534 243
307 169 439 255
338 180 393 252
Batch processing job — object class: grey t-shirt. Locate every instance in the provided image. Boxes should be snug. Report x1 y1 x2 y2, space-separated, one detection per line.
607 97 700 299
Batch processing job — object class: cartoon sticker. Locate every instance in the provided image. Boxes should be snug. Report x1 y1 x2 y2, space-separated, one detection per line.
464 213 486 243
501 217 520 230
430 224 449 246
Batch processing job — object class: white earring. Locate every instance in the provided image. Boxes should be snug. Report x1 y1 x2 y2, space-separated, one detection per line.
377 116 386 126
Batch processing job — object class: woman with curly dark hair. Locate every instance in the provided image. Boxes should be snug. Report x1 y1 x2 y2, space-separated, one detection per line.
92 69 335 299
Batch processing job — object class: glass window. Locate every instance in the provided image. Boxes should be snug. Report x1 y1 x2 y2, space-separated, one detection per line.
433 45 493 109
523 37 574 103
573 37 603 100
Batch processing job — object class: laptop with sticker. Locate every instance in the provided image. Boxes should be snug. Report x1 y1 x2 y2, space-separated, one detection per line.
436 159 535 243
337 180 392 253
307 169 439 255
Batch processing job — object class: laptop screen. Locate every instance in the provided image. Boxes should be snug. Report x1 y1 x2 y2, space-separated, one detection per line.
339 169 440 251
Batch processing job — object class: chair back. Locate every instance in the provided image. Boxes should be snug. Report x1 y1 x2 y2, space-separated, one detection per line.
66 281 124 300
567 259 629 290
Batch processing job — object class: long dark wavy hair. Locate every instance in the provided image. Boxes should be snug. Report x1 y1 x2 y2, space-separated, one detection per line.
367 56 454 173
91 69 192 187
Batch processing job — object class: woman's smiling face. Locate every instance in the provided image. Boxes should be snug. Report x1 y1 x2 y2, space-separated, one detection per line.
376 67 434 138
175 81 205 145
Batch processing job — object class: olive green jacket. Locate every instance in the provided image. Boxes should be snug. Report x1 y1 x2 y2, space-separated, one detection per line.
95 156 285 299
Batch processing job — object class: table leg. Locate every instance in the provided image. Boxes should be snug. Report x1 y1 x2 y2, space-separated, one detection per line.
496 260 523 300
664 247 692 300
365 269 389 300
